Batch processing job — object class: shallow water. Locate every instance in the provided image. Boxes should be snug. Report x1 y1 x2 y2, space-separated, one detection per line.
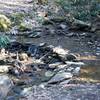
79 63 100 83
9 35 100 83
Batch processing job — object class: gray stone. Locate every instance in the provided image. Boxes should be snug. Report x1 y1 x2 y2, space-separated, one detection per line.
0 75 13 99
48 72 73 84
45 71 54 77
73 67 80 75
65 61 85 66
59 24 67 29
20 87 33 97
49 62 63 69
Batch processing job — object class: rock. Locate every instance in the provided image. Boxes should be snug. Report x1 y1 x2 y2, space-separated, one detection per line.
19 53 28 61
48 72 73 84
18 22 32 32
59 24 67 29
53 46 69 61
67 67 74 72
68 17 91 30
0 14 11 31
60 79 71 85
39 83 46 89
50 17 66 23
73 67 81 75
66 54 77 61
20 87 33 96
65 61 85 66
57 64 69 69
53 46 69 55
0 75 13 99
45 71 54 77
32 58 44 64
72 19 91 29
43 19 54 25
39 42 47 47
49 62 62 69
0 65 11 73
66 32 75 37
28 31 41 38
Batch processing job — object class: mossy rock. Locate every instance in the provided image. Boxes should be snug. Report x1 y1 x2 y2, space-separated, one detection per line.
0 14 11 31
18 22 33 32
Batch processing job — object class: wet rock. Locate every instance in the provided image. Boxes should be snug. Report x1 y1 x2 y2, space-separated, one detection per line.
28 31 41 38
65 61 85 66
72 67 80 75
45 71 54 77
57 64 69 69
59 24 67 30
0 65 11 73
96 47 100 55
67 67 74 72
0 75 13 99
66 54 77 61
20 87 33 97
48 62 62 69
60 79 71 85
48 72 73 84
53 46 69 61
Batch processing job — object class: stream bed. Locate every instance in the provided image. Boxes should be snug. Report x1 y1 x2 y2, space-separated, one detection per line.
0 33 98 100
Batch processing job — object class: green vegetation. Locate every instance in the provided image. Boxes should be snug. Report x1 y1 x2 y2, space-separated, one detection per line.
0 35 10 48
0 14 11 31
56 0 100 21
10 13 26 25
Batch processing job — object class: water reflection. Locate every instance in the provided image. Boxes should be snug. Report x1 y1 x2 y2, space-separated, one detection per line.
79 63 100 83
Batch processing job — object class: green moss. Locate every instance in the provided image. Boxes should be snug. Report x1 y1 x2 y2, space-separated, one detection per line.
18 22 33 32
0 14 11 31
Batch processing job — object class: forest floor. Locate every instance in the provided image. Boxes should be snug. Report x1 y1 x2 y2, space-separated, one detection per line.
0 0 100 100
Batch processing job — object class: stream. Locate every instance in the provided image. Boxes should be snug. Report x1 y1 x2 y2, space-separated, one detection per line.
0 0 100 99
